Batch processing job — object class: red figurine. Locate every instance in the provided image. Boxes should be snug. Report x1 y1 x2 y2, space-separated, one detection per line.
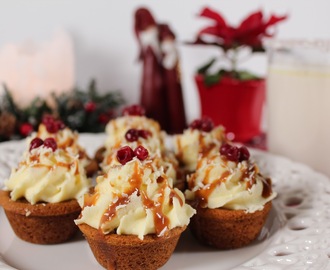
134 8 187 134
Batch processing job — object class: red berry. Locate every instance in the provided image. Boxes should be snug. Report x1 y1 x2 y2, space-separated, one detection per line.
134 146 149 161
29 138 44 151
20 123 34 137
220 143 231 156
43 138 57 151
220 143 239 162
125 129 139 142
189 119 202 130
238 146 250 162
98 113 110 124
200 117 214 132
84 101 96 112
122 104 145 116
42 115 54 125
42 115 65 133
189 117 214 132
117 146 135 165
138 129 152 139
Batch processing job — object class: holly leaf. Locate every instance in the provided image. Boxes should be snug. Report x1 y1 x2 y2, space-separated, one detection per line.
204 73 222 86
237 70 261 81
197 58 216 75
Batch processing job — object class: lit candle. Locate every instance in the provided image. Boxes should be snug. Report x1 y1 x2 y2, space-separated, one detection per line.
0 30 75 107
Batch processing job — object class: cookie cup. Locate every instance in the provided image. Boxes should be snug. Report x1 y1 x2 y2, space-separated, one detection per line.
0 190 81 244
190 201 272 249
78 224 186 270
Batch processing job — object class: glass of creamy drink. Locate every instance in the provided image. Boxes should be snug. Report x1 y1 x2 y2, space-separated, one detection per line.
267 40 330 177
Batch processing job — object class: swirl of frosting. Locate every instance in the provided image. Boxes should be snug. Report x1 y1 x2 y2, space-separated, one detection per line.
4 146 91 204
30 123 90 167
102 147 178 183
174 125 226 172
104 115 164 150
185 152 276 213
75 157 195 240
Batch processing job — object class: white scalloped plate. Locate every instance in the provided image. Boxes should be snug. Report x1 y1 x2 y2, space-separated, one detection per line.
0 134 330 270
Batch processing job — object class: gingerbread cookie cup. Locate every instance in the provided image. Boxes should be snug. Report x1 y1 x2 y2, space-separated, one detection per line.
0 190 80 244
189 201 272 249
78 224 185 270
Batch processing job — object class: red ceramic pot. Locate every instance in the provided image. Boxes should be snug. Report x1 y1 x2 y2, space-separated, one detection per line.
195 74 265 142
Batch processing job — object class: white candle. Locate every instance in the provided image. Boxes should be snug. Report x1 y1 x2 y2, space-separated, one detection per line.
0 30 75 107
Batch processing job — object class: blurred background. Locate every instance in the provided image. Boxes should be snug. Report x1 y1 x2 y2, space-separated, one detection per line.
0 0 329 175
0 0 328 120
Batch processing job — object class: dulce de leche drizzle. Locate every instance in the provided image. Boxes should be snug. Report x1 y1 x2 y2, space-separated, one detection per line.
245 164 273 199
245 164 257 190
262 177 273 198
20 151 78 174
190 157 231 207
195 170 231 207
100 160 175 236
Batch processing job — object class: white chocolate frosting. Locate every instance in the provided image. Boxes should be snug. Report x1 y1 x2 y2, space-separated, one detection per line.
32 123 90 168
5 146 91 204
75 157 195 239
104 115 164 150
186 152 276 213
174 126 226 172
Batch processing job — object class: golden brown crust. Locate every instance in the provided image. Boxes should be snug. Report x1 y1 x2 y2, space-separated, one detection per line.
0 190 80 216
78 224 186 270
0 190 81 244
190 201 272 249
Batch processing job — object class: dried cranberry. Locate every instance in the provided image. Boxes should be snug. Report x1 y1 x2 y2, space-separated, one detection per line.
122 104 145 116
238 146 250 162
42 115 65 133
134 146 149 161
200 117 214 132
43 138 57 151
189 117 214 132
220 143 239 162
42 115 54 125
29 138 44 151
138 129 152 139
117 146 135 165
189 119 202 130
220 143 250 162
56 120 66 130
125 129 140 142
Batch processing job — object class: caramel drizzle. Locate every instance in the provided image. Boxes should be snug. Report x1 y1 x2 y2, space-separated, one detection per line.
261 177 273 198
243 164 273 198
244 164 257 190
83 192 100 208
176 137 183 163
101 161 173 236
195 170 231 207
21 155 76 172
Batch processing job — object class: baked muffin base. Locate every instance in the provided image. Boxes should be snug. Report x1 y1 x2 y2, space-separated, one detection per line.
78 224 186 270
0 190 81 244
190 201 272 249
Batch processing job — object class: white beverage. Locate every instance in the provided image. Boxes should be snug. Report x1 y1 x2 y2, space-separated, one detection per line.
267 41 330 177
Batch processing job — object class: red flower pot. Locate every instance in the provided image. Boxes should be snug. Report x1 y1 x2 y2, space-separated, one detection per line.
195 74 265 142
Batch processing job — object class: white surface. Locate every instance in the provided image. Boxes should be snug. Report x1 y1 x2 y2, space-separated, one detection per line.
0 134 330 269
0 1 329 122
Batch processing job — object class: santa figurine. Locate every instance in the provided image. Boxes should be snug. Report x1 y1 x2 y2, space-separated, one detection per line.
134 8 168 131
158 23 186 134
134 8 186 134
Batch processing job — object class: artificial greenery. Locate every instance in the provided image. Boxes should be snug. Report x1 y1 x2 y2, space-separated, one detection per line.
0 80 124 142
